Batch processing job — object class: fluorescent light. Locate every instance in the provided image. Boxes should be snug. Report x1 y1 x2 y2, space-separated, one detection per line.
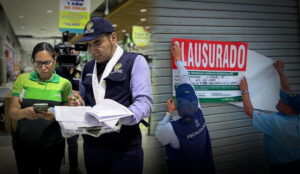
46 9 53 13
112 24 117 27
140 9 147 13
140 18 146 22
121 29 126 33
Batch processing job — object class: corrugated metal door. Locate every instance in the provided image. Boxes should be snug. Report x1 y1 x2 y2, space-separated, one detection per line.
147 0 300 174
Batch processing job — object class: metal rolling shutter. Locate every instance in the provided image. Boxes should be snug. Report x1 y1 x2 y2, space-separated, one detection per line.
147 0 300 173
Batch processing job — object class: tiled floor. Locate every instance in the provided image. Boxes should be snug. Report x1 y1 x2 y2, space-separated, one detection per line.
0 127 167 174
0 132 86 174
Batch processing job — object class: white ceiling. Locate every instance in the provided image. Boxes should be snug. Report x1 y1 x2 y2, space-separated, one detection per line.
0 0 104 54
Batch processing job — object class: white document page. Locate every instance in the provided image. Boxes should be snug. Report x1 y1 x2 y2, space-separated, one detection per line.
84 99 133 123
103 119 119 128
230 49 280 112
60 121 102 130
55 106 91 122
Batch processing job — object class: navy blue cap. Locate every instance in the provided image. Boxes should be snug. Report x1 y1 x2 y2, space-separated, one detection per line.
175 83 198 118
77 17 114 42
280 89 300 114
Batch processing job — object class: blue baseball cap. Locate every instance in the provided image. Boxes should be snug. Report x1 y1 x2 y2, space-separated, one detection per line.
77 17 114 42
175 83 198 118
280 89 300 114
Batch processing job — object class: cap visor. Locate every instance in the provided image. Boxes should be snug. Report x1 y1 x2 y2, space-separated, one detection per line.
77 33 104 43
176 83 195 98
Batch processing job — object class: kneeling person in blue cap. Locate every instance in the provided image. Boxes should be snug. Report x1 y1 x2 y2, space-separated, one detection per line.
240 61 300 174
155 43 215 174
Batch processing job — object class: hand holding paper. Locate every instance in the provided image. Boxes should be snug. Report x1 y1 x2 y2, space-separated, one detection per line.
172 42 181 62
54 99 133 137
230 50 280 112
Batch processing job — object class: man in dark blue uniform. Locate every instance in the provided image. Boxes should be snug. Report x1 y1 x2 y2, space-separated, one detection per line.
69 17 152 174
155 43 215 174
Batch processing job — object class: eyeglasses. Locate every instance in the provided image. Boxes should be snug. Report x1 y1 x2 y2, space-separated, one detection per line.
33 61 54 68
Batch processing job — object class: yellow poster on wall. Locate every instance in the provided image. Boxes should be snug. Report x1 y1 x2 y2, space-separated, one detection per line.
59 0 91 34
132 26 150 47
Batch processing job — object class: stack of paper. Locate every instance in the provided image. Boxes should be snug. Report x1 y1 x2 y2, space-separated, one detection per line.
54 99 133 137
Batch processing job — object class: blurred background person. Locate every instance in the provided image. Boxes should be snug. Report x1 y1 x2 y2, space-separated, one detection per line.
55 49 82 174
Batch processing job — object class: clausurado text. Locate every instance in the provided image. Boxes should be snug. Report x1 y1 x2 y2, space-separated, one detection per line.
172 39 248 71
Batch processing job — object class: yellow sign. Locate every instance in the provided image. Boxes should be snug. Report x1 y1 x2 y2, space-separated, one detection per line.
132 26 150 47
59 0 91 33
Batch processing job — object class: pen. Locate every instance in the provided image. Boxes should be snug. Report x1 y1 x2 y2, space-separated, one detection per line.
70 92 80 105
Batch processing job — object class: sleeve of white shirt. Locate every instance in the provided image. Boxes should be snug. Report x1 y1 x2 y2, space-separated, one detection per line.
176 61 192 85
155 114 179 149
175 60 201 108
120 55 153 125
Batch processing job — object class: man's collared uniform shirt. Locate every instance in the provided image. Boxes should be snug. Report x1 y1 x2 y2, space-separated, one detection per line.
253 110 300 164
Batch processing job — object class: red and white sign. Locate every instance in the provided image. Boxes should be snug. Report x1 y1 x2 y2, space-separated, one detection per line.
172 38 248 103
172 38 248 71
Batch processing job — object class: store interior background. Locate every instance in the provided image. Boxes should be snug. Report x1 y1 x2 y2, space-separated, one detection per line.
0 0 163 174
0 0 152 82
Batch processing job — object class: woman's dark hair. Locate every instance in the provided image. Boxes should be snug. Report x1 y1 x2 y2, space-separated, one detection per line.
31 42 56 62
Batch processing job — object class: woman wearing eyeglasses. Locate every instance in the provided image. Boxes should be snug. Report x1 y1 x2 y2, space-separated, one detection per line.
9 42 72 174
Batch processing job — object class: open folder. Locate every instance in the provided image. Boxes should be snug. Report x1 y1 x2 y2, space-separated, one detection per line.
54 99 133 137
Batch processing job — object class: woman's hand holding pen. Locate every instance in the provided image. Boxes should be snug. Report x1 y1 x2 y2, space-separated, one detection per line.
68 90 84 106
